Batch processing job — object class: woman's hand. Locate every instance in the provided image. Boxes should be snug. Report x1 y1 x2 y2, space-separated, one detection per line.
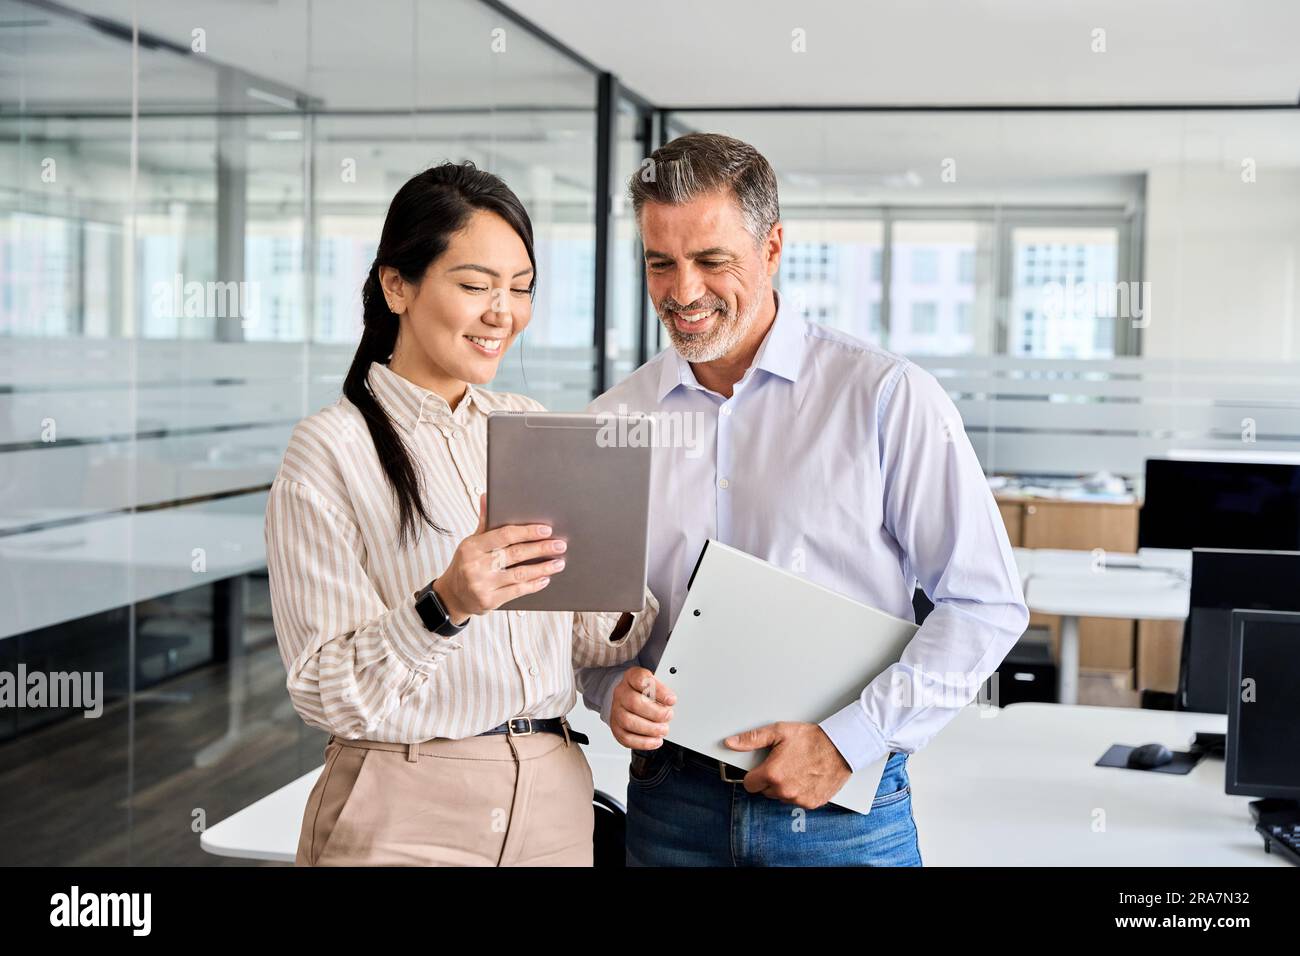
431 494 566 624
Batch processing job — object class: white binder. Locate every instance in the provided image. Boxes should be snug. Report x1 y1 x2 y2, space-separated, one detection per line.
656 540 918 814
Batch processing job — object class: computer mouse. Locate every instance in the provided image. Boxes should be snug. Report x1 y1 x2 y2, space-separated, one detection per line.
1127 743 1174 770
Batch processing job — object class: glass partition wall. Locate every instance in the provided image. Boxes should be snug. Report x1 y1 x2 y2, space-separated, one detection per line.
2 0 1298 865
0 0 638 864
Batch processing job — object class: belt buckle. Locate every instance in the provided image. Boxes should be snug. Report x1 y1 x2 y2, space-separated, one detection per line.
507 717 535 737
718 760 747 784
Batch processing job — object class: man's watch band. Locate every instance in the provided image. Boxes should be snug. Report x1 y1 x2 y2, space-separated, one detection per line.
413 580 467 637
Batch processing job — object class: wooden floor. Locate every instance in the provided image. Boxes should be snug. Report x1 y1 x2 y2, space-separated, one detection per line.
0 634 326 866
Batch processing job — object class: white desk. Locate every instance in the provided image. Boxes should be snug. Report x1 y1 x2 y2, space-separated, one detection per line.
201 769 316 863
202 703 1282 866
1017 549 1191 704
911 703 1283 866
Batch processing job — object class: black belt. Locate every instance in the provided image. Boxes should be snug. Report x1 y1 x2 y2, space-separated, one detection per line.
662 740 750 783
477 717 589 746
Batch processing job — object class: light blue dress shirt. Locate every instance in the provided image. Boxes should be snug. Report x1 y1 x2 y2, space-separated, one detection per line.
580 291 1030 772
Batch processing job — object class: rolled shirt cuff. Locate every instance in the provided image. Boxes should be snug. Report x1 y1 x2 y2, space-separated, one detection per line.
384 594 464 676
819 701 891 774
597 668 623 727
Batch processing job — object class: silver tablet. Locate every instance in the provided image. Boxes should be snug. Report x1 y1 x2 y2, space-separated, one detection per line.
486 410 653 612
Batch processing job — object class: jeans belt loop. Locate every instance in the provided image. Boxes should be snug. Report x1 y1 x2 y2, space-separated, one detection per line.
667 740 685 771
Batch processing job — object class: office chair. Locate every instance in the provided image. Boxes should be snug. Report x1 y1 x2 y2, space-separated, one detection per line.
592 790 626 867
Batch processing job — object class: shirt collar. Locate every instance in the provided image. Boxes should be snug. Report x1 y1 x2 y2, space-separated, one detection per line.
656 288 805 402
367 361 486 433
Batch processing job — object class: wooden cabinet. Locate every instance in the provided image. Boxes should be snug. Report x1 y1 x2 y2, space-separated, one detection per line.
997 502 1023 549
1137 619 1184 694
1019 501 1137 553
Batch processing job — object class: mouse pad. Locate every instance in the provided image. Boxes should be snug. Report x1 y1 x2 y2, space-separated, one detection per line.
1095 745 1201 775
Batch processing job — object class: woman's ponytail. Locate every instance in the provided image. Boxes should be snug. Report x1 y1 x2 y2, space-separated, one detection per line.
342 263 442 547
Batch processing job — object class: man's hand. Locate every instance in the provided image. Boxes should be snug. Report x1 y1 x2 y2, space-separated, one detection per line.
724 722 852 810
609 666 676 750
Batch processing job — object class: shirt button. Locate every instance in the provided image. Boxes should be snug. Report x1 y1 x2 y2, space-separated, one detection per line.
720 405 732 417
718 477 730 489
528 665 539 677
514 610 526 619
474 485 484 496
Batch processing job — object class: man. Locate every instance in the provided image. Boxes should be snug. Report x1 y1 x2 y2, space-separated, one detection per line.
580 132 1029 866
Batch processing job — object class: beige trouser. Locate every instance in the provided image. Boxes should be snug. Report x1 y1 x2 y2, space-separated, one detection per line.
295 725 595 866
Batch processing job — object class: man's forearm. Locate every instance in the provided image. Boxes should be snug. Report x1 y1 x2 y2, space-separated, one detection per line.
821 597 1027 772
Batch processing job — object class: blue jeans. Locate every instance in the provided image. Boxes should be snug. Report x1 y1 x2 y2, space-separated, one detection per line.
625 744 922 866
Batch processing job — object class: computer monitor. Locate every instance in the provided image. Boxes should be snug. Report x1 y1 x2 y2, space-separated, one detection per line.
1139 458 1300 551
1184 549 1300 714
1225 610 1300 801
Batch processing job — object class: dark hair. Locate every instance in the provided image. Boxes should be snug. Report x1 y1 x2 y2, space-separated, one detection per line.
343 161 536 547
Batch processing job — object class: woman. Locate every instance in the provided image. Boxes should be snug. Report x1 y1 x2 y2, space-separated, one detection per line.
265 162 657 866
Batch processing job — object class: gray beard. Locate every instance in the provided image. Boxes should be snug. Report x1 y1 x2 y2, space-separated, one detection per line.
660 297 760 363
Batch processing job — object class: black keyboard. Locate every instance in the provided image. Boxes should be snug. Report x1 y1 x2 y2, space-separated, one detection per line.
1257 822 1300 865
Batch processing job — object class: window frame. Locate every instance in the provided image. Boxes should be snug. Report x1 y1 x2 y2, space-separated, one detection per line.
779 202 1143 356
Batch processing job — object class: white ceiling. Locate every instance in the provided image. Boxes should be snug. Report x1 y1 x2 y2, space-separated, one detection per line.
17 0 1300 112
6 0 1298 211
14 0 596 110
510 0 1300 106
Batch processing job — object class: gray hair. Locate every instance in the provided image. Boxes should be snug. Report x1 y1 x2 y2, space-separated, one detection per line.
628 132 780 246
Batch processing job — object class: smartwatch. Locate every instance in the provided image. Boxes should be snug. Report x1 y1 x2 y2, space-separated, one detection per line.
413 580 468 637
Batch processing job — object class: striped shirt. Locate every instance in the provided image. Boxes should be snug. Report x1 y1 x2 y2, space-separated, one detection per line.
265 360 658 742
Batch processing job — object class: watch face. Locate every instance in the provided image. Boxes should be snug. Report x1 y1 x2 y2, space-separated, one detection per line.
417 584 465 636
416 586 449 632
